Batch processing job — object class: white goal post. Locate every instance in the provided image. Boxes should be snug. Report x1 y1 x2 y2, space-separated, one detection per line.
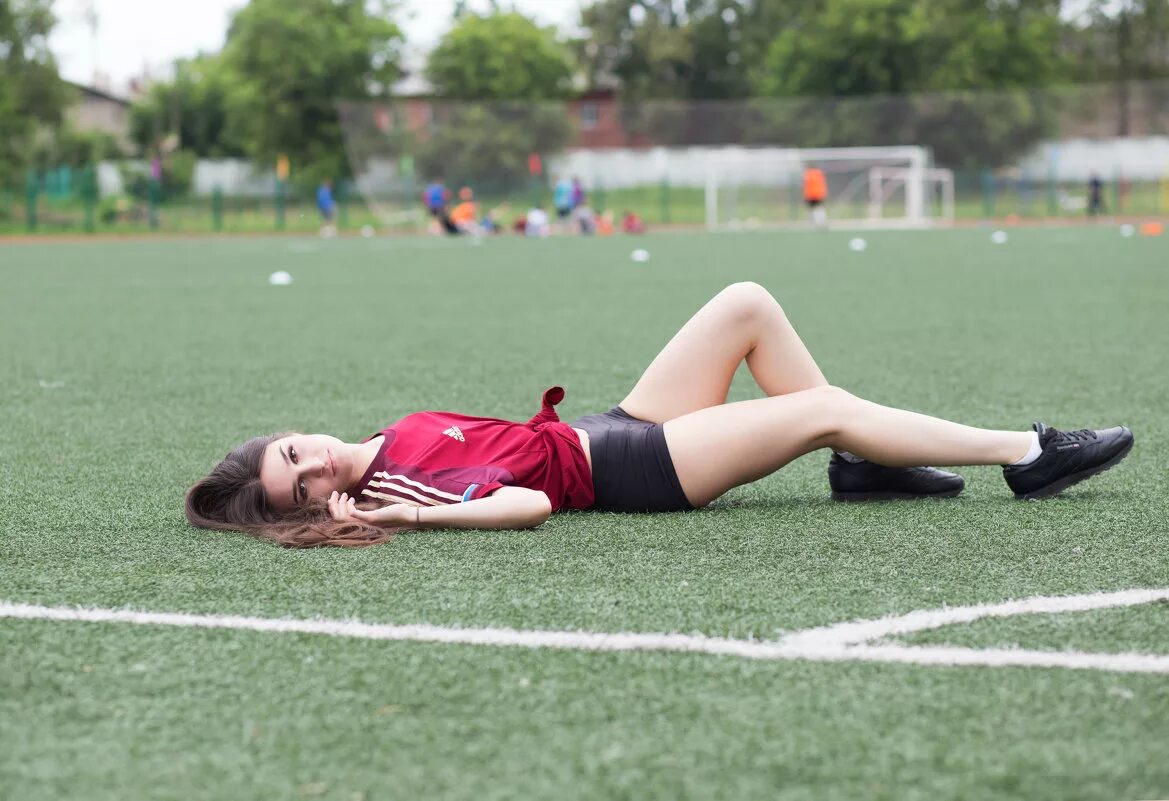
704 145 955 230
868 165 955 225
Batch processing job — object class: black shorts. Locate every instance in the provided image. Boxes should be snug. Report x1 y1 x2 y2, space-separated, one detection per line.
570 407 693 513
805 199 823 208
556 206 573 219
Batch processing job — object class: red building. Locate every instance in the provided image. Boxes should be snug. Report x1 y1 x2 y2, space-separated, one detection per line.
566 89 650 149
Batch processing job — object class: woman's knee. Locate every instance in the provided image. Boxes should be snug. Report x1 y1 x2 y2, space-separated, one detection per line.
820 384 858 408
717 281 781 326
806 385 858 434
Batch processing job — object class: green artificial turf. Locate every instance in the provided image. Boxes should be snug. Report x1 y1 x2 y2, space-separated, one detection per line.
1 227 1167 800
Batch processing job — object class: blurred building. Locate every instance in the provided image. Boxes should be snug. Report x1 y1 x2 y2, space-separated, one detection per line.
64 81 131 148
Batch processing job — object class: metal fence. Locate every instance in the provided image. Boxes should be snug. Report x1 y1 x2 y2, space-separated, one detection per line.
4 81 1168 235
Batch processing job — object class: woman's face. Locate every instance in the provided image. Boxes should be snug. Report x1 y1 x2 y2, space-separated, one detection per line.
259 434 352 513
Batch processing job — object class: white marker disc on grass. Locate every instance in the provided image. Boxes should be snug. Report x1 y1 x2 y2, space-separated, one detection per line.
631 248 650 262
268 270 293 286
991 230 1008 244
848 237 867 252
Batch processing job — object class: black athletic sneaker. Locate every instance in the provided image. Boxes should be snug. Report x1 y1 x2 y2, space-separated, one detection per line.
1003 422 1134 500
829 454 965 501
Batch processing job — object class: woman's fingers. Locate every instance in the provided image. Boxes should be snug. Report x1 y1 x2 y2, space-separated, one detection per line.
328 495 414 526
328 490 353 521
328 491 381 524
347 499 372 522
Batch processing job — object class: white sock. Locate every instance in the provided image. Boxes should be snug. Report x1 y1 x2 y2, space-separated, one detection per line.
1008 432 1042 466
834 450 865 464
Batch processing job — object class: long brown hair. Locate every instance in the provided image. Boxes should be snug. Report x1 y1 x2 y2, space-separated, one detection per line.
185 433 398 548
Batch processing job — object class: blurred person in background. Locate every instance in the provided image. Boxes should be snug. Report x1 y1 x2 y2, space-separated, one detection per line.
1088 173 1106 218
574 205 597 235
526 204 550 237
553 176 574 231
317 179 337 238
803 167 827 228
448 187 480 234
422 178 451 234
622 210 646 234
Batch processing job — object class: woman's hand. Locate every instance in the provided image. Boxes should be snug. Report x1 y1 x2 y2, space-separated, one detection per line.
328 491 417 528
328 486 552 531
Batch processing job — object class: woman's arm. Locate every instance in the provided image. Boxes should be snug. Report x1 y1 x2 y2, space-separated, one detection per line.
328 487 552 531
416 486 552 530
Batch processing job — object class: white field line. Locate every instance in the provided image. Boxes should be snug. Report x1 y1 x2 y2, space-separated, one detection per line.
2 588 1168 674
781 587 1169 647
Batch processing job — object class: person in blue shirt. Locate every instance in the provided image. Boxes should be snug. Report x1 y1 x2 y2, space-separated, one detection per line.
317 180 337 238
553 176 574 230
422 179 453 235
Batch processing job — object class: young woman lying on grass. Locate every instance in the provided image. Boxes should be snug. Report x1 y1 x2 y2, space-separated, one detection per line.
187 282 1134 548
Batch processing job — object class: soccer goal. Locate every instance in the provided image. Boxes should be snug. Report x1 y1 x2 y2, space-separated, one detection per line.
704 146 955 231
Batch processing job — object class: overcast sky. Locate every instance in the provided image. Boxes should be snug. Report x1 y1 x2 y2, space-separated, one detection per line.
50 0 584 93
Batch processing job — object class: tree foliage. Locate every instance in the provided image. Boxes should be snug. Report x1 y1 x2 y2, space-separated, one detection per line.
1063 0 1169 136
574 1 764 144
573 0 1098 164
576 0 759 101
128 55 243 158
754 0 1065 97
746 0 1068 167
1065 0 1169 82
418 12 575 190
577 0 693 100
221 0 403 182
0 0 71 186
427 11 574 100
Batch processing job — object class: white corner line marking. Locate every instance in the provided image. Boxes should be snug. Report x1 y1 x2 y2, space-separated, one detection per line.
780 587 1169 647
2 588 1168 674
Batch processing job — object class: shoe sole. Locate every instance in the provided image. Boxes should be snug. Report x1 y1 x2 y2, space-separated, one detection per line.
1014 437 1134 500
831 487 964 502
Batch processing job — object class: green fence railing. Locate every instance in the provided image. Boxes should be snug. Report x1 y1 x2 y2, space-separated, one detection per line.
3 164 1168 236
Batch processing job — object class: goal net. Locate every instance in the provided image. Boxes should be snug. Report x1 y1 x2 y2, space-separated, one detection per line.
704 146 954 230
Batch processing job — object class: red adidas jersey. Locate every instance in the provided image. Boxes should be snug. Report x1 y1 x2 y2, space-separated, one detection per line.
349 387 594 512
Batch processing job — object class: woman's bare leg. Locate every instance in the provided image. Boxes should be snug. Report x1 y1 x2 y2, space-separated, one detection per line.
664 386 1032 507
619 282 828 424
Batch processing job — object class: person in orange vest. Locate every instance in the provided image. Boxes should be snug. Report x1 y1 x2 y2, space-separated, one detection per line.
803 167 828 228
448 187 479 234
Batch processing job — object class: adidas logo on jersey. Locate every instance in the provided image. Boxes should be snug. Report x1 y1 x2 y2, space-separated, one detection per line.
442 426 465 442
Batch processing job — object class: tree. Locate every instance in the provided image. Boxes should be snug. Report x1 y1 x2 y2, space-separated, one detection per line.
222 0 403 182
750 0 1069 167
574 0 760 143
129 55 243 158
755 0 1066 97
685 0 754 101
576 0 693 100
426 11 574 100
34 126 120 167
0 0 71 187
418 12 576 191
1063 0 1169 135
